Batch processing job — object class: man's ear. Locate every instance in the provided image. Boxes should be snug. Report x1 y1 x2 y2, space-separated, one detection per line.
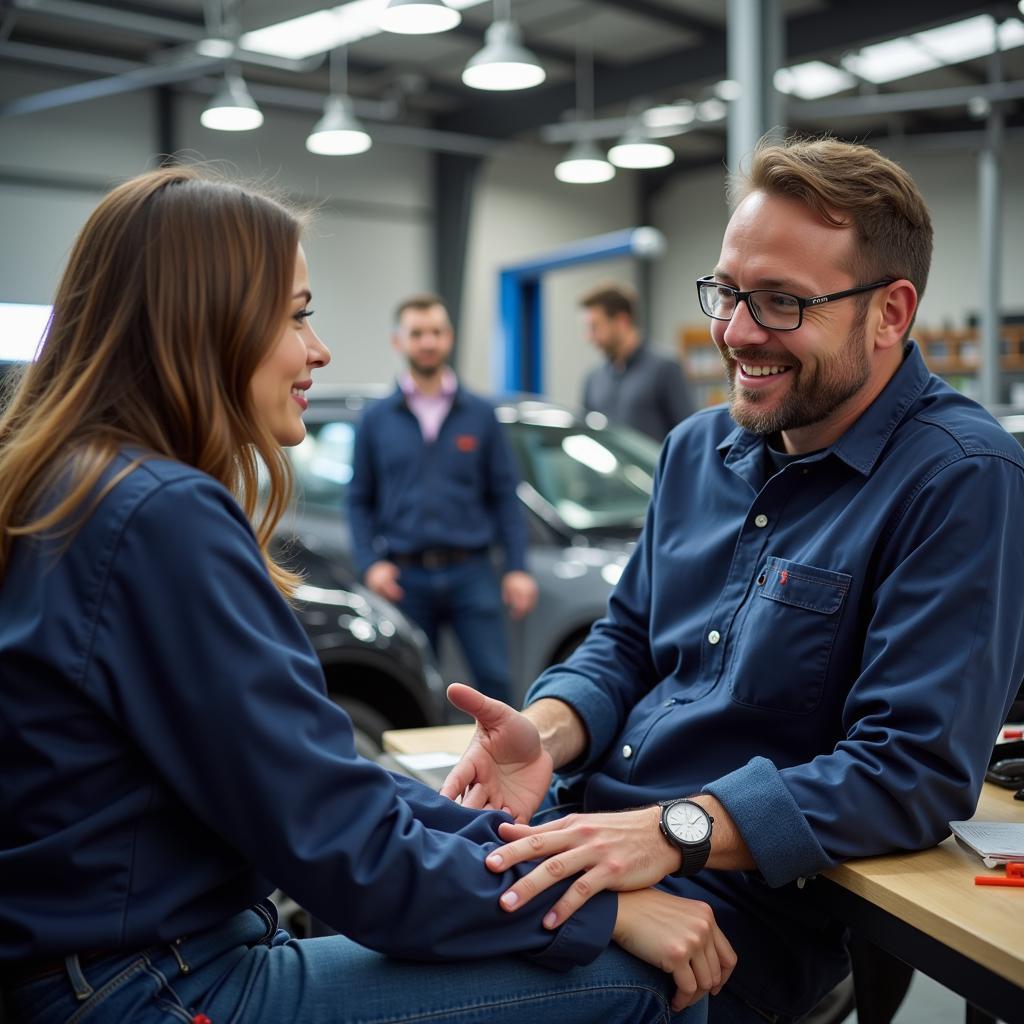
872 280 918 352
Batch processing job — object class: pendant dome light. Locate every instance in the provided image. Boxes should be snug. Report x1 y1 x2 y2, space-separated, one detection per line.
306 47 372 155
555 139 615 183
380 0 461 35
462 0 545 91
608 124 675 169
554 32 613 184
201 69 263 131
199 2 262 132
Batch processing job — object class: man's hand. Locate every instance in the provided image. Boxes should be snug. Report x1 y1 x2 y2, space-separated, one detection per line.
613 889 737 1013
365 560 404 603
502 570 538 620
439 683 553 823
485 806 681 926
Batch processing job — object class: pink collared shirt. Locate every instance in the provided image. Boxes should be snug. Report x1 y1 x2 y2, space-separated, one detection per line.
399 368 457 443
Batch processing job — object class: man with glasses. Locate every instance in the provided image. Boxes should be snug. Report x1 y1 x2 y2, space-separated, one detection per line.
442 136 1024 1023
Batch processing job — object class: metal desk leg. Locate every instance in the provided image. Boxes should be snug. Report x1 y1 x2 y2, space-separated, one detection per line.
849 934 914 1024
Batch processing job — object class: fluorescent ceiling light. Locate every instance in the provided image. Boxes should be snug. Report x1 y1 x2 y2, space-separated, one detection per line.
306 95 372 154
462 20 545 90
695 97 726 122
642 102 695 129
555 140 615 184
242 0 486 59
0 303 50 362
843 37 940 83
841 15 1024 85
774 61 856 100
200 73 263 131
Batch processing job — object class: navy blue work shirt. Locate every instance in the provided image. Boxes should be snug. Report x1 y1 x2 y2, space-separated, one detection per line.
348 385 527 576
0 453 613 967
528 343 1024 1017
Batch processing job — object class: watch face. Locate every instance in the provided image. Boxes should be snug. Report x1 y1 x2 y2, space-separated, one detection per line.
667 802 710 843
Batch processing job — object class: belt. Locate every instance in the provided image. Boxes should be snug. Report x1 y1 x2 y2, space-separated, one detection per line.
391 547 487 569
1 949 114 989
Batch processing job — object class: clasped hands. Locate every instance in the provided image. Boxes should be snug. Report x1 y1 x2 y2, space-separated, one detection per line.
441 683 737 1011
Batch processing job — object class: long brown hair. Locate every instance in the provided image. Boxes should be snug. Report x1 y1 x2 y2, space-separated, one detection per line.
0 165 306 596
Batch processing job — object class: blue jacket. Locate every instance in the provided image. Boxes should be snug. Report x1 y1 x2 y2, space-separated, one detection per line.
527 343 1024 1016
0 453 614 968
348 385 527 576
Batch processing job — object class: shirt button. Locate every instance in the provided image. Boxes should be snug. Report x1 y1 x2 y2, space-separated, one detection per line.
754 514 768 528
622 744 633 759
708 630 721 645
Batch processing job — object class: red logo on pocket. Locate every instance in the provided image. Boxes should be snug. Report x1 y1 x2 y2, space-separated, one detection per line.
779 569 789 585
455 434 478 452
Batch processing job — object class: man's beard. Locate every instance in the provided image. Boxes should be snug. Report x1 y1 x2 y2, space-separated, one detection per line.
409 356 444 377
722 316 870 436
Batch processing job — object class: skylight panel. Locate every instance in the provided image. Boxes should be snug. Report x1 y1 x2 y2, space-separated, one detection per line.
241 0 488 60
774 61 856 100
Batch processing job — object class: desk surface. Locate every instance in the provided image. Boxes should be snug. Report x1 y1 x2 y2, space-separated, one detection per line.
821 784 1024 987
382 725 1024 987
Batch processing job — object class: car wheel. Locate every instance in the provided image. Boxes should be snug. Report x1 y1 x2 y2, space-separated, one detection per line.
334 696 393 759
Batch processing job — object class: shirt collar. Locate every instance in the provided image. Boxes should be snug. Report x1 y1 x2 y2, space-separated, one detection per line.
717 342 931 477
398 367 458 400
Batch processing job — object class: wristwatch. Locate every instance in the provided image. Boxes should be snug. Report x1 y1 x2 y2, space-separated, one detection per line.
659 799 714 877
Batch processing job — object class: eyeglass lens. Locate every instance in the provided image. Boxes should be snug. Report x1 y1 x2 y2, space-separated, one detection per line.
699 282 802 330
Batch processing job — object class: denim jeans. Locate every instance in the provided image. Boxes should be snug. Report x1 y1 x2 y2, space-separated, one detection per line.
4 901 705 1024
397 555 512 705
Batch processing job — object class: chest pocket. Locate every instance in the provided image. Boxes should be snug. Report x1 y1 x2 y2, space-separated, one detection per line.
728 557 851 715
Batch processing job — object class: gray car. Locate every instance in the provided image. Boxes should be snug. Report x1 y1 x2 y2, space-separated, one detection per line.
279 389 661 706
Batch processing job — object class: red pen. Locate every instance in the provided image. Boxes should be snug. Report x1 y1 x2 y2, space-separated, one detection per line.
975 876 1024 887
1007 863 1024 879
1003 728 1023 740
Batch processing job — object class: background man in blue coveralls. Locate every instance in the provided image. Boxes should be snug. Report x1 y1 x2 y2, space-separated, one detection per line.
442 137 1024 1023
349 294 537 705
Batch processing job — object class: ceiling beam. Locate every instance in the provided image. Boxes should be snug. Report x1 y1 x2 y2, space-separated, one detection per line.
587 0 724 38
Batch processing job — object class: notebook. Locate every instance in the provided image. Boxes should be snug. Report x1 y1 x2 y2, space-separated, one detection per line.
949 820 1024 868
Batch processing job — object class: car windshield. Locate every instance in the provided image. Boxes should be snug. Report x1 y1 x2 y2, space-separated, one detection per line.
503 417 660 532
288 419 357 513
288 409 661 531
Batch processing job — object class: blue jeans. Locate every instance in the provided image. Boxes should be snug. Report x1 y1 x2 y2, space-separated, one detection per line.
5 901 705 1024
397 556 512 704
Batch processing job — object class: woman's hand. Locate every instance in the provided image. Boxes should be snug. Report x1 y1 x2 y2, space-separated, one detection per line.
439 684 553 823
486 806 681 925
613 889 737 1013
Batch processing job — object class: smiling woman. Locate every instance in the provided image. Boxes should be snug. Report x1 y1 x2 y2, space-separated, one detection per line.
0 167 719 1024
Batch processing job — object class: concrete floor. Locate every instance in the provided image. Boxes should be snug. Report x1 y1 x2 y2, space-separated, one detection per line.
839 971 969 1024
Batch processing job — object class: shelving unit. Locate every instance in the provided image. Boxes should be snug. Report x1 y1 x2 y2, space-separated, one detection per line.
678 326 727 408
678 323 1024 408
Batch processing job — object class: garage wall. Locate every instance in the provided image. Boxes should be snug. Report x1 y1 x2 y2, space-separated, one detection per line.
3 61 1022 407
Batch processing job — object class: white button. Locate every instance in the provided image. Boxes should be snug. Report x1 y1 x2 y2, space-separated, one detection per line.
754 514 768 528
622 744 633 759
708 630 721 645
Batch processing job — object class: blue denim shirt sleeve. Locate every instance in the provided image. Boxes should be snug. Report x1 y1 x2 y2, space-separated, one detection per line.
97 477 615 968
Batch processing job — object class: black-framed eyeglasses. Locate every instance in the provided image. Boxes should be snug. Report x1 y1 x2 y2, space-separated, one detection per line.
696 275 895 332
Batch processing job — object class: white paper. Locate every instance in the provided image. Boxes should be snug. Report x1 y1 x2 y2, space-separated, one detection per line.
950 820 1024 868
392 751 462 771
